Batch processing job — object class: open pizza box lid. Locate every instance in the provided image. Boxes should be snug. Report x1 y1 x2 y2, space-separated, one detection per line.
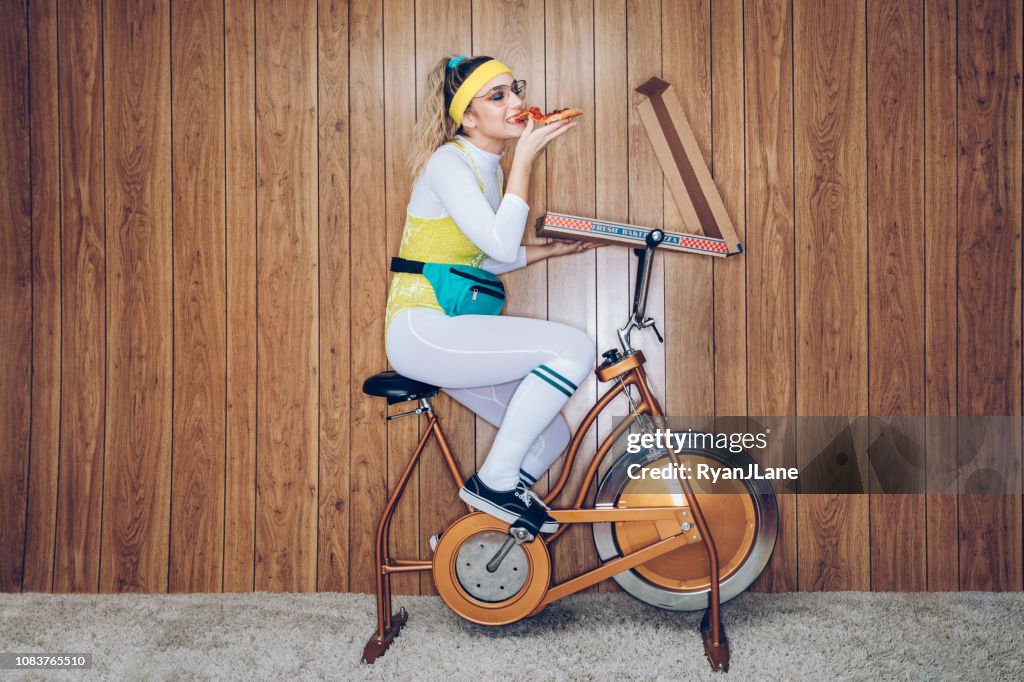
537 77 742 257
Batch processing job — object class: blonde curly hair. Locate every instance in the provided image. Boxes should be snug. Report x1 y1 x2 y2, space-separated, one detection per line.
409 55 493 180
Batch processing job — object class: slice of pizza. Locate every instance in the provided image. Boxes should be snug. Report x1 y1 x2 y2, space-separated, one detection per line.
507 107 583 124
536 107 583 123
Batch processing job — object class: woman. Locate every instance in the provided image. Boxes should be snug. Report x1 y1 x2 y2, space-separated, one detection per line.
385 55 596 536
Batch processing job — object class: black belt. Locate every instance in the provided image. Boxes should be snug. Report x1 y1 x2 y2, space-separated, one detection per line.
390 257 427 275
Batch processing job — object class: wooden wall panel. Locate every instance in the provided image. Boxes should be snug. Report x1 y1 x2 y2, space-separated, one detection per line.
923 0 959 592
546 0 599 587
101 0 173 593
956 0 1023 592
663 0 712 419
348 0 388 595
170 0 226 593
744 0 797 594
53 0 106 594
867 0 925 591
383 0 419 596
24 0 62 593
0 0 31 593
794 0 869 591
253 0 318 592
711 0 747 417
223 0 257 593
318 0 352 594
3 0 1023 596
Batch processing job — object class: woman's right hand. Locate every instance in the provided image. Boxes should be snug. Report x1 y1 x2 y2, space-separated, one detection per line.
511 116 579 167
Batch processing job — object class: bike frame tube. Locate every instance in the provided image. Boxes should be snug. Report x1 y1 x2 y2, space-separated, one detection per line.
372 411 470 639
633 368 724 647
542 379 626 506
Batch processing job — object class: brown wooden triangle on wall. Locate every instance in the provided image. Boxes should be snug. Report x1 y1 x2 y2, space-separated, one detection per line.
636 77 742 255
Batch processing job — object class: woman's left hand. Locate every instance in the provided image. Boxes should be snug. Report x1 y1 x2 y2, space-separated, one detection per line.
545 238 598 258
524 238 598 266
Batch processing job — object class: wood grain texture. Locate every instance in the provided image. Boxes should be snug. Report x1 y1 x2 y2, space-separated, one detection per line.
170 0 226 593
348 0 388 595
2 0 1022 596
867 0 926 591
101 0 173 593
383 0 419 595
53 0 106 594
711 0 747 417
23 0 62 593
663 0 712 419
0 0 32 593
956 0 1023 591
794 0 870 591
545 0 599 587
744 0 798 593
223 0 257 593
318 0 352 594
923 0 959 592
254 0 318 592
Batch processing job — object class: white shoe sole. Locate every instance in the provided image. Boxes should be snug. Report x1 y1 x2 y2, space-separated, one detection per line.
458 487 558 533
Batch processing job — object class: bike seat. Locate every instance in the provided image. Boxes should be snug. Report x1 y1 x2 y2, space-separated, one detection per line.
362 371 439 405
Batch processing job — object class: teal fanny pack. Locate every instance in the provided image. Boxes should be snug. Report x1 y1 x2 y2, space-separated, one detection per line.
391 256 506 317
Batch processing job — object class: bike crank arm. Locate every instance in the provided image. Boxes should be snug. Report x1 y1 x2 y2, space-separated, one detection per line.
486 527 534 573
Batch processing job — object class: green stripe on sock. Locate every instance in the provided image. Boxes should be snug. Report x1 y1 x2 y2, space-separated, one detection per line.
530 369 573 397
536 364 577 392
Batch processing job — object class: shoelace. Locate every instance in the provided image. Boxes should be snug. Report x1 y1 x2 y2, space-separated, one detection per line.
514 482 533 508
515 481 549 511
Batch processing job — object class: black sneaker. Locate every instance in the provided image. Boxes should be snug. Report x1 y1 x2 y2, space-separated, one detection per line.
459 475 558 534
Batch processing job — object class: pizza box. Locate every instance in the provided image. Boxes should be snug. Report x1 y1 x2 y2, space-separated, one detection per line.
535 212 739 258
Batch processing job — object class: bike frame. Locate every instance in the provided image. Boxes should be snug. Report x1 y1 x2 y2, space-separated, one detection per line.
364 231 729 672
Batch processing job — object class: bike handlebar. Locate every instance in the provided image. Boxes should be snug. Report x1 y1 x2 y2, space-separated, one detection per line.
632 230 665 321
617 229 665 353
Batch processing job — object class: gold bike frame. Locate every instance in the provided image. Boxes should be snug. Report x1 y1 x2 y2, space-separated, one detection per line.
364 353 725 664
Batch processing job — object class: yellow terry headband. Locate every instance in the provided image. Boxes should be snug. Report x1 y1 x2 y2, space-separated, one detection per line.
448 59 513 127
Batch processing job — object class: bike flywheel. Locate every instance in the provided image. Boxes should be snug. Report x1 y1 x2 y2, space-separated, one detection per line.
592 447 778 611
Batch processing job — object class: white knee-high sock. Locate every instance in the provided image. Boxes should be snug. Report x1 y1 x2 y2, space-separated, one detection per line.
477 358 590 490
518 416 571 486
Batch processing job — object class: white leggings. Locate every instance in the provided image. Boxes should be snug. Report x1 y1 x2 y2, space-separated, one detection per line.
386 308 594 490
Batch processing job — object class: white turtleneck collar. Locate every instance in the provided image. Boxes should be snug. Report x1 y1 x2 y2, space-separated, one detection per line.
455 134 503 174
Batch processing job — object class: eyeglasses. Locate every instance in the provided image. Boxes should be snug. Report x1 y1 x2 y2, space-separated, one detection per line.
473 80 527 103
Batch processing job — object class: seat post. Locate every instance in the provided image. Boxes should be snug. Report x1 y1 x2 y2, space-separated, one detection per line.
386 397 434 421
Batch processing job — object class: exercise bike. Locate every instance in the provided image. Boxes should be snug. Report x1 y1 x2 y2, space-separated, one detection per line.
361 231 778 672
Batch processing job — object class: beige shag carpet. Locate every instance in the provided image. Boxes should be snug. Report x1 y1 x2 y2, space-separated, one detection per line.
0 591 1021 680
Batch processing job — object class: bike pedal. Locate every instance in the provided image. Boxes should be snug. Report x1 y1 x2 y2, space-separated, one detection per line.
429 533 441 553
